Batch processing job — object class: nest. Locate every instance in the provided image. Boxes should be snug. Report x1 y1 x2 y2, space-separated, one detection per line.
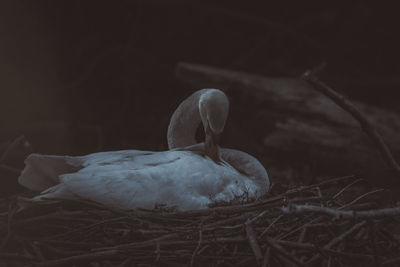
1 175 400 267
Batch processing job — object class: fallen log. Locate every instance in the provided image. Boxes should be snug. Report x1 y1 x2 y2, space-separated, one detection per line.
175 62 400 186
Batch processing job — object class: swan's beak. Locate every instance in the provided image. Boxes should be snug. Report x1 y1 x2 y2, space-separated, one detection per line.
205 125 221 163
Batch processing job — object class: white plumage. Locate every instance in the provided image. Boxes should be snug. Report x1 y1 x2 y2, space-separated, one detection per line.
18 89 270 211
20 144 266 210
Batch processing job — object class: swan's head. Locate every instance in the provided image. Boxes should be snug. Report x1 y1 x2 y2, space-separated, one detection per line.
198 89 229 162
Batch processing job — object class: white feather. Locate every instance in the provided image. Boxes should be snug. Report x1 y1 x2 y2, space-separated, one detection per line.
23 149 263 211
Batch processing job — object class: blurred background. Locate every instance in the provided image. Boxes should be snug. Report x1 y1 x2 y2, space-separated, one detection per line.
1 1 399 194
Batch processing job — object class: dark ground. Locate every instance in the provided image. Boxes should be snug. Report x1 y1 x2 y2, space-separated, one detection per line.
1 1 400 193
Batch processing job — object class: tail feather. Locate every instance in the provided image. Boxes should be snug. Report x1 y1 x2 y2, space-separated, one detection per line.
18 154 82 192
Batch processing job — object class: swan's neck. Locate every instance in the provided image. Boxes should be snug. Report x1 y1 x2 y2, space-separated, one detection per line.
168 90 207 149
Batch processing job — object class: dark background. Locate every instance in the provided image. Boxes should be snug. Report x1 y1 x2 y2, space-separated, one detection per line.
1 1 399 191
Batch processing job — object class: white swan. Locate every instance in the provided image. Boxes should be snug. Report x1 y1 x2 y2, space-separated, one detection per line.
18 89 269 211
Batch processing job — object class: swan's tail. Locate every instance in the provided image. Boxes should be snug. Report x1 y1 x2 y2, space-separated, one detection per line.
18 154 82 192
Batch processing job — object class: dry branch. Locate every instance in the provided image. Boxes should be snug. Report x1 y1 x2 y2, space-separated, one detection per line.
282 205 400 219
307 220 366 264
264 236 307 267
190 222 203 267
36 250 120 267
324 221 366 249
245 220 263 265
302 70 400 177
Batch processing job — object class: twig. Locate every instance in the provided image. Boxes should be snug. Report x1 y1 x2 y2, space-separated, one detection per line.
92 234 246 252
37 240 102 249
302 70 400 176
276 240 315 250
331 179 363 200
245 220 263 265
339 189 384 210
324 221 366 249
155 240 161 262
321 248 373 261
35 242 84 257
260 215 282 238
262 247 271 267
0 201 17 251
381 256 400 266
282 205 400 219
190 221 203 267
264 236 307 267
276 239 374 262
281 175 355 197
204 212 253 229
92 233 178 251
36 250 120 267
278 216 323 240
307 221 366 264
247 209 269 224
44 216 129 239
298 227 307 243
0 252 36 261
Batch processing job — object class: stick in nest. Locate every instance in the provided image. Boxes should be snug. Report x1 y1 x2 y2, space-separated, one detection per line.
282 204 400 219
190 221 203 267
307 220 366 265
264 236 307 267
244 220 263 265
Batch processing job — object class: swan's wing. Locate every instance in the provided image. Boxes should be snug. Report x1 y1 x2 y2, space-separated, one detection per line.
18 154 82 191
18 150 152 192
55 150 256 210
220 148 270 194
